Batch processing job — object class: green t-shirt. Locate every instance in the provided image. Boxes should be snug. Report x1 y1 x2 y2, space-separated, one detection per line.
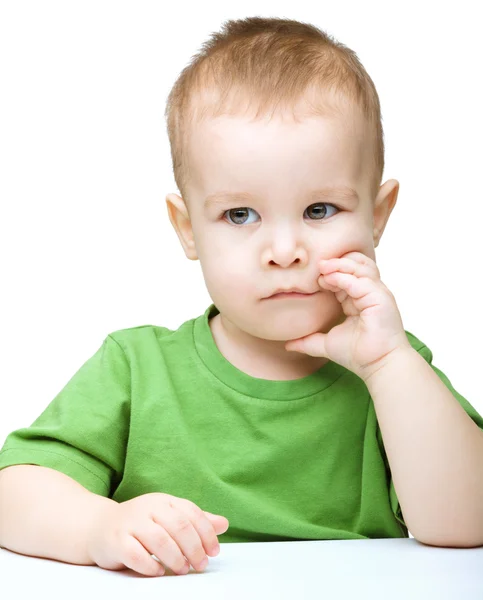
1 303 482 543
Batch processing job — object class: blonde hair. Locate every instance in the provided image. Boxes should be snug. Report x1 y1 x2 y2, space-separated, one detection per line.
164 16 385 206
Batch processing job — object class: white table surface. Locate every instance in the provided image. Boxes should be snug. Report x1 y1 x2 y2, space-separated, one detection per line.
1 537 482 600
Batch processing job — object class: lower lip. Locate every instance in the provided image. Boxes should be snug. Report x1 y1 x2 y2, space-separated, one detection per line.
269 292 316 299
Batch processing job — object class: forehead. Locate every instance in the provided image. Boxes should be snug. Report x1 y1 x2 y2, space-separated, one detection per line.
186 108 370 198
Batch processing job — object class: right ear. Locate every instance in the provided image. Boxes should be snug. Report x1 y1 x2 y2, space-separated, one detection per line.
165 193 199 261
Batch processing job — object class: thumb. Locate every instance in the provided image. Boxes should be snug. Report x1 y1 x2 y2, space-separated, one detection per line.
204 511 230 533
285 332 328 358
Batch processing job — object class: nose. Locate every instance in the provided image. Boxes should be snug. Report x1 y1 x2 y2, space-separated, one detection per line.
266 240 308 268
269 254 304 267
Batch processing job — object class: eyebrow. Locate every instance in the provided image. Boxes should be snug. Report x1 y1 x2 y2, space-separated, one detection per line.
204 186 360 209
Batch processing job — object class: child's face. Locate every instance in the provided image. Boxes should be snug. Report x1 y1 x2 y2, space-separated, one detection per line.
168 101 397 345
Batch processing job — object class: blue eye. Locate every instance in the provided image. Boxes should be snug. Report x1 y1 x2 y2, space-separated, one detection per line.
222 203 340 226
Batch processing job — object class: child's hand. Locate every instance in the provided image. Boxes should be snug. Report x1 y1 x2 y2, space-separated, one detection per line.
86 492 229 577
285 251 413 382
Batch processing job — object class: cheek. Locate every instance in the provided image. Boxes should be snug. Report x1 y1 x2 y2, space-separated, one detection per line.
203 253 249 290
322 229 375 261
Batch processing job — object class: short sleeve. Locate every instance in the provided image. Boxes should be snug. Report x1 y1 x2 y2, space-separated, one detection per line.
415 344 483 430
380 343 483 532
0 335 130 497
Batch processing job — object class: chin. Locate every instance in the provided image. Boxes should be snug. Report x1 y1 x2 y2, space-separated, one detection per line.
251 312 339 342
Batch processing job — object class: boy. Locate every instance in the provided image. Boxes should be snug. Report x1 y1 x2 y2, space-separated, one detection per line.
1 16 483 579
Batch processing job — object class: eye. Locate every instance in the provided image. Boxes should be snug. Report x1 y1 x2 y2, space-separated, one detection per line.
221 203 340 226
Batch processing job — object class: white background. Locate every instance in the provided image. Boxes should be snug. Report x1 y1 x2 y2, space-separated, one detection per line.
1 0 482 446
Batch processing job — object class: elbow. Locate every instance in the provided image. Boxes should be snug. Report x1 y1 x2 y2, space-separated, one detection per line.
412 530 483 549
405 508 483 549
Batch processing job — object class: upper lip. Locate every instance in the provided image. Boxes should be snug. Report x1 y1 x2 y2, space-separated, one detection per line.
267 287 317 298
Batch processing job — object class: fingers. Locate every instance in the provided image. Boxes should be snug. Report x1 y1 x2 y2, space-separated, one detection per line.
318 253 380 303
320 256 379 280
182 502 223 557
121 534 167 577
207 512 230 535
133 518 193 575
105 493 228 578
147 501 220 575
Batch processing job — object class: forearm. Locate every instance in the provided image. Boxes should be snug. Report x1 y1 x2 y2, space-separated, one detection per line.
0 464 117 564
364 347 483 547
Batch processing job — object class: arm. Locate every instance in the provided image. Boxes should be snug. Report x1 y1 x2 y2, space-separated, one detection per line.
364 346 483 547
0 464 117 564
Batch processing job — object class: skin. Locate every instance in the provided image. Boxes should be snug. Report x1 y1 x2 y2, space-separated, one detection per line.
166 97 399 380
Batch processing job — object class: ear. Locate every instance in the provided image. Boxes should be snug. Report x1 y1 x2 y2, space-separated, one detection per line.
372 179 399 248
165 193 199 260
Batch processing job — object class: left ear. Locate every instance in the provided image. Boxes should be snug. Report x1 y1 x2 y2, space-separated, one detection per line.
373 179 399 248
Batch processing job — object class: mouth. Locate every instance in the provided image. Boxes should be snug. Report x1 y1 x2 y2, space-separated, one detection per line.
267 291 318 299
